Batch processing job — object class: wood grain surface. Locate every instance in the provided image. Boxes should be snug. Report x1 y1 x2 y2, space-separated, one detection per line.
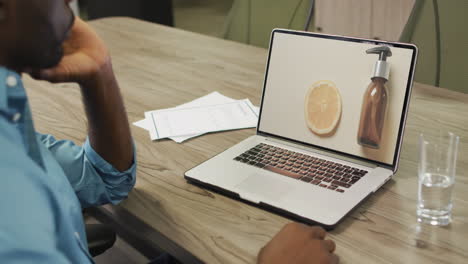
24 17 468 264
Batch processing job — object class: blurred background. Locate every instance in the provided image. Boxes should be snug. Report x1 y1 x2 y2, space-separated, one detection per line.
72 0 468 93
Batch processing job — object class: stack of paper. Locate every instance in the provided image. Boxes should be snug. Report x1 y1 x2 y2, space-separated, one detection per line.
134 92 260 143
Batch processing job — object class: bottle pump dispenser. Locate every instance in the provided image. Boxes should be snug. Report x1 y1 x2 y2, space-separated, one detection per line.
357 46 392 149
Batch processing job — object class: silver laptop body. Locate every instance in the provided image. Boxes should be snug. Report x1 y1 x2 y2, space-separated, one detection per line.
185 29 418 229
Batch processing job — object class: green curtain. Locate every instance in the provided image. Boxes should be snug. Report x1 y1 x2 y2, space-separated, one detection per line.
401 0 468 93
223 0 312 48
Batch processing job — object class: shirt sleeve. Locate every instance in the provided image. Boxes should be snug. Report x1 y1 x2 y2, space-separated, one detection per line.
37 133 137 208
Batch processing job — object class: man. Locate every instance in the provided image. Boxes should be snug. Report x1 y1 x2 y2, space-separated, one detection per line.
0 1 338 263
0 0 136 263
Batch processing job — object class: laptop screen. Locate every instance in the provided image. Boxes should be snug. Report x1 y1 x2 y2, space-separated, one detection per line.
258 30 417 167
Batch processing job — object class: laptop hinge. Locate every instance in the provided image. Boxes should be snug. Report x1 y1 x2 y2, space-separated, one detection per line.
261 135 389 170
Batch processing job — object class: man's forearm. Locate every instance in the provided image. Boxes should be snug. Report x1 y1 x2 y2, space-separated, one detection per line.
80 60 133 171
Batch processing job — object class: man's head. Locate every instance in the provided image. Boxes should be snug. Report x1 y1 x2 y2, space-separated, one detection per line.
0 0 75 72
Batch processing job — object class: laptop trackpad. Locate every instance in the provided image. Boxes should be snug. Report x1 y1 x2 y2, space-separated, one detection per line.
235 173 293 203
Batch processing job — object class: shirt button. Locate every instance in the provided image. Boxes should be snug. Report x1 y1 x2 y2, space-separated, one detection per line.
12 113 21 122
6 75 18 87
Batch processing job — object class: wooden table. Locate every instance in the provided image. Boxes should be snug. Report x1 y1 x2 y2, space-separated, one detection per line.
25 17 468 264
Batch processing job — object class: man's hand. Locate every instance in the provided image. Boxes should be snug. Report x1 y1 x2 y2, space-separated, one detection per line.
30 17 133 172
258 223 338 264
33 16 110 85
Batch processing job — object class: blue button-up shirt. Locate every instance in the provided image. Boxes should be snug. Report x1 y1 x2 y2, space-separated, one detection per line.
0 67 137 263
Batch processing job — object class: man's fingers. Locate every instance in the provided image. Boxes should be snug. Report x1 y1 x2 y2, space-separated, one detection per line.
323 239 336 253
329 253 340 264
35 64 72 83
309 226 326 239
28 68 60 82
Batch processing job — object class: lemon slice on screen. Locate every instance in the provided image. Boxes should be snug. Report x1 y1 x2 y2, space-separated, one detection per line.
305 80 342 136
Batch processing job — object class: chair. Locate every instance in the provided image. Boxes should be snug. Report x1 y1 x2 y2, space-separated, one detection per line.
223 0 314 48
400 0 468 93
83 208 117 257
86 223 116 257
82 207 117 257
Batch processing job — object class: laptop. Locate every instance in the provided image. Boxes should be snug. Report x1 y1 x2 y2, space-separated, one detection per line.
185 29 418 229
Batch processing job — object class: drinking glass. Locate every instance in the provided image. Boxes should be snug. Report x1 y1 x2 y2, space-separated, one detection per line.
417 132 459 226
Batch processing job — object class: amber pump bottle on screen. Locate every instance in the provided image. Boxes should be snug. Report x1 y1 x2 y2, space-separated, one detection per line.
357 46 392 149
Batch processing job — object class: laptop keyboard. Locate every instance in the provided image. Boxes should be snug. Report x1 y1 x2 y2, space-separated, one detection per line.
234 143 368 193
